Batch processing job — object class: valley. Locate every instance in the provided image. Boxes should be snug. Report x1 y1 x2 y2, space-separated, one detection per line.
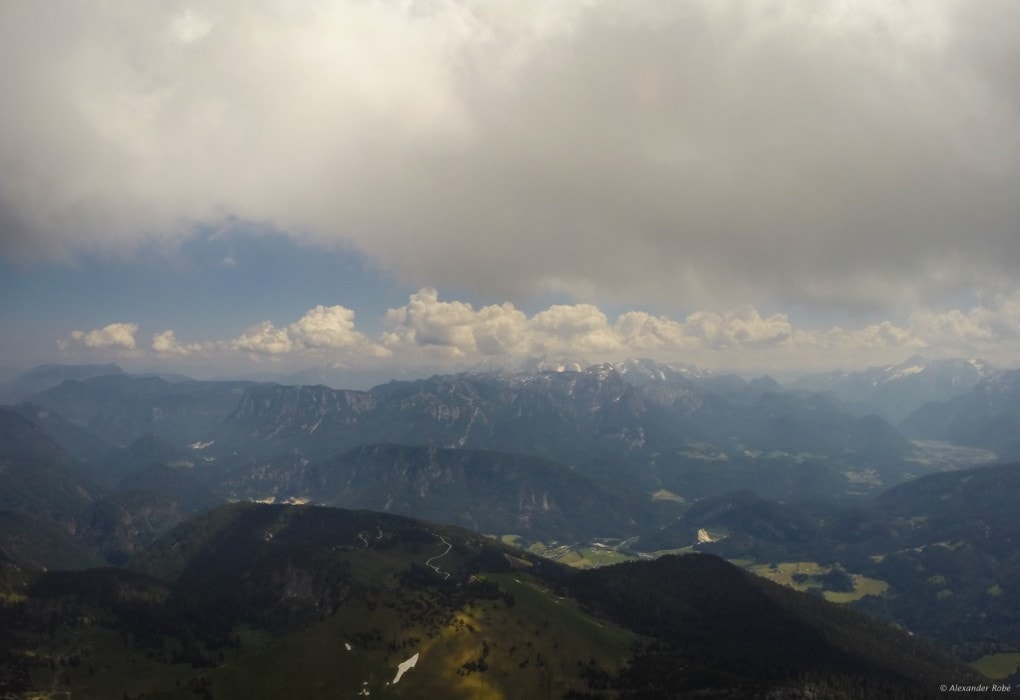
1 357 1018 696
508 538 894 606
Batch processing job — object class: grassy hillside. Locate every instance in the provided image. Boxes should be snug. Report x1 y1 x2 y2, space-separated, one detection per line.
0 503 985 698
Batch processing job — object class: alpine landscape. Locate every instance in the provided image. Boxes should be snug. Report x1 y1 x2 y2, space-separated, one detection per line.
4 2 1020 698
2 357 1019 697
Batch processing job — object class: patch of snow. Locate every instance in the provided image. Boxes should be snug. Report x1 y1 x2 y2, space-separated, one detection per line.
889 365 924 380
844 469 882 486
189 440 215 449
392 652 419 684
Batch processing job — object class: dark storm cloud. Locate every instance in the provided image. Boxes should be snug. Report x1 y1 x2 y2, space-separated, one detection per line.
2 1 1018 314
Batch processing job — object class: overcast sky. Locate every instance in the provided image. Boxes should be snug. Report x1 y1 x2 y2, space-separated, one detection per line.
2 1 1020 379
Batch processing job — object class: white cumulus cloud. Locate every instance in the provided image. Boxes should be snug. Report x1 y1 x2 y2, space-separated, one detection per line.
151 330 203 356
383 288 528 357
529 304 622 356
233 305 389 358
65 323 138 351
234 322 294 356
288 305 389 357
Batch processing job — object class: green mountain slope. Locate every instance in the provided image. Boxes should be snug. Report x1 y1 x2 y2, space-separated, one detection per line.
0 503 983 698
223 443 672 542
0 408 223 569
0 408 100 526
0 511 101 571
569 553 969 696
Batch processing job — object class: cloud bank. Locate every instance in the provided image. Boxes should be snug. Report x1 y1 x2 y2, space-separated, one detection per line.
59 289 1020 375
4 1 1020 313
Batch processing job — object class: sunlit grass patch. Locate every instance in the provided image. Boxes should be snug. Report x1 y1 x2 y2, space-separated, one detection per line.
971 652 1020 680
823 576 889 603
746 561 889 603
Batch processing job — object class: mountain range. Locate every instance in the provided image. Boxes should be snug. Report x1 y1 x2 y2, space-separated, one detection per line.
2 357 1014 558
2 358 1019 695
789 354 1000 423
19 364 917 501
900 369 1020 460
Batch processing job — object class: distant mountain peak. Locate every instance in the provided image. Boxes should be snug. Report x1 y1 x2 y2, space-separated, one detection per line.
610 358 718 387
789 355 999 422
517 355 590 373
0 363 127 404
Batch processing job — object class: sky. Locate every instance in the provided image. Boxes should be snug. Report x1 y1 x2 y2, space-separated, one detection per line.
2 1 1020 381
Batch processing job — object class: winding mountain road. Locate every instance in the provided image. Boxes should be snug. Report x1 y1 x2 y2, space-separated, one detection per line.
425 533 452 580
